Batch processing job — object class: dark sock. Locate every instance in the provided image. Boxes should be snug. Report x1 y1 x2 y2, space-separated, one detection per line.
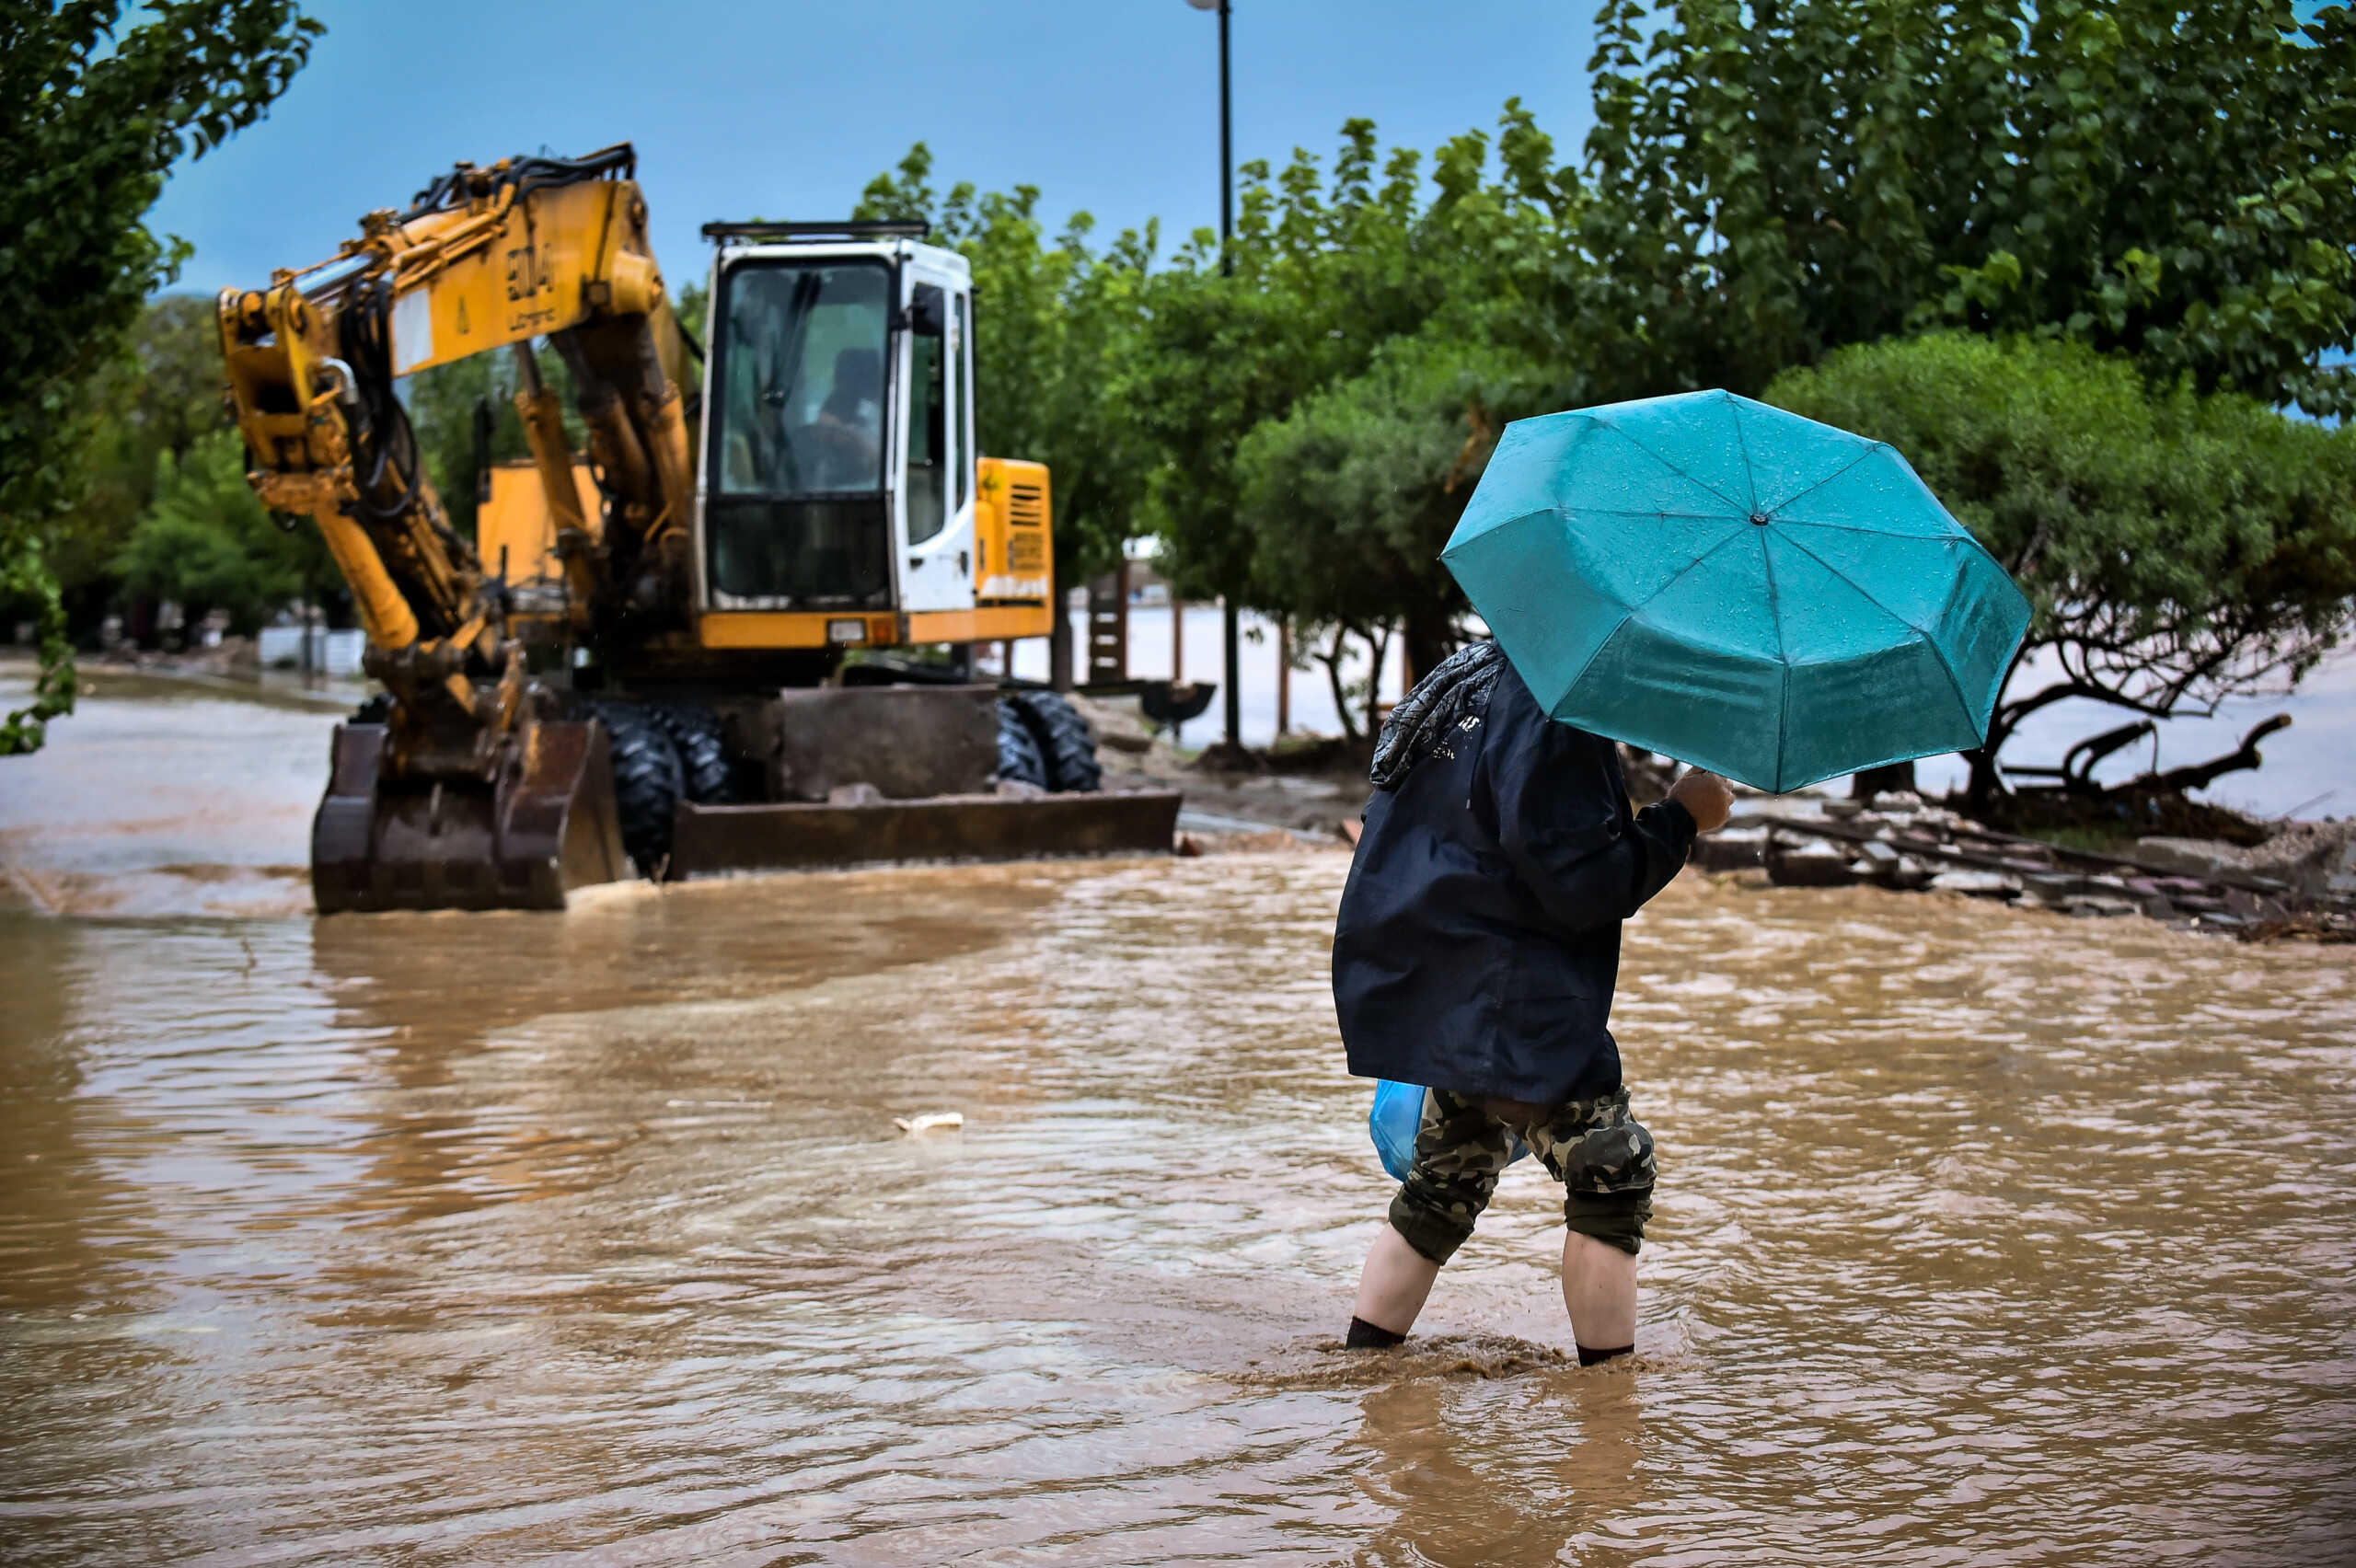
1576 1343 1633 1366
1345 1316 1406 1349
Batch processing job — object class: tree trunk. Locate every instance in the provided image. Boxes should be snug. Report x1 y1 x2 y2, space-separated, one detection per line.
1963 746 2003 811
1222 601 1242 747
1401 608 1457 690
1322 625 1359 741
1048 571 1074 692
1276 617 1290 736
1849 761 1917 799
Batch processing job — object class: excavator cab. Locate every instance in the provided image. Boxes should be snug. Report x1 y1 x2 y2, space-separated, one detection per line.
690 223 1049 656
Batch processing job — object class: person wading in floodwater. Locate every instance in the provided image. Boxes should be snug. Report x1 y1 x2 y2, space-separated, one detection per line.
1333 640 1733 1365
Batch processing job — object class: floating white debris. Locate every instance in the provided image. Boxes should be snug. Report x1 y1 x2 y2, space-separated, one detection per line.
894 1112 964 1135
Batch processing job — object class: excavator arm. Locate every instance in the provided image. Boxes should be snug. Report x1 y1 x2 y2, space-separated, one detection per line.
218 144 692 771
219 144 691 908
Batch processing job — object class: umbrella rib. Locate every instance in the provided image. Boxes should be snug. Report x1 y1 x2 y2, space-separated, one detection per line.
1565 507 1749 524
1552 525 1756 709
1761 527 1790 790
1783 514 2020 582
1623 524 1757 620
1761 444 1885 518
1774 528 1978 726
1587 419 1747 512
1727 395 1761 513
1768 516 1955 541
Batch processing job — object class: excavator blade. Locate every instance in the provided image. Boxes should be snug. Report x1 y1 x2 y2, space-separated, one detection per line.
668 790 1184 878
311 720 629 913
663 686 1183 878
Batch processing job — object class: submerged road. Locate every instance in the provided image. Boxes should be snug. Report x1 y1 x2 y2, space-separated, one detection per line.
3 668 2354 1564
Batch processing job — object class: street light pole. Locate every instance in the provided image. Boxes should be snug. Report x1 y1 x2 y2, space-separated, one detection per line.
1187 0 1235 257
1220 3 1243 752
1218 1 1233 268
1189 0 1243 750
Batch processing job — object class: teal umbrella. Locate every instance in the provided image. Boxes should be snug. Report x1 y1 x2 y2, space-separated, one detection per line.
1442 389 2031 793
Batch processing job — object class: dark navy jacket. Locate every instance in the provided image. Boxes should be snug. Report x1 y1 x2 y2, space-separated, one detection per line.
1332 663 1696 1104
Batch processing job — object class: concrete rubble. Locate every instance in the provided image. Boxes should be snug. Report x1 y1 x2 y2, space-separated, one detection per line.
1695 790 2356 941
1065 697 2351 943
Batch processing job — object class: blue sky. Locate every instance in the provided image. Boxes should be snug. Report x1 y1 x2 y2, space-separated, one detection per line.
150 0 1600 296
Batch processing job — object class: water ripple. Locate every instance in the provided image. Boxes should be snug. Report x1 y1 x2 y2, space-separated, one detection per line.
3 860 2352 1564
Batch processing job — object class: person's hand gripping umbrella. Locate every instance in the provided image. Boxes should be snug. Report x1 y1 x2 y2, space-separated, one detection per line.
1443 389 2032 793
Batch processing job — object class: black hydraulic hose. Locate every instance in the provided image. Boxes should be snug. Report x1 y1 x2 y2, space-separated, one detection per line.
335 281 468 565
337 279 419 523
400 145 636 223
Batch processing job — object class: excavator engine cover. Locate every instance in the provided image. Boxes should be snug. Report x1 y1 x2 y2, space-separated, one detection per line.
312 721 629 913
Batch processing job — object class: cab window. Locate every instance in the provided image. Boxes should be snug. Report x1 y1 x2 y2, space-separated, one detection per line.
905 282 947 545
953 293 972 512
713 261 890 497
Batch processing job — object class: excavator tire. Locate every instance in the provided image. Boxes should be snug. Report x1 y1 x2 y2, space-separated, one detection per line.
645 700 739 805
1009 691 1102 794
584 700 684 877
996 699 1049 790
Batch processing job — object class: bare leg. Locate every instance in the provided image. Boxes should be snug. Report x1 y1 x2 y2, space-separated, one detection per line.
1561 1230 1636 1355
1351 1224 1442 1336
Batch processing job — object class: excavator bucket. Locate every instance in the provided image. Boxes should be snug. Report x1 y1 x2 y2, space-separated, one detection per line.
311 720 629 913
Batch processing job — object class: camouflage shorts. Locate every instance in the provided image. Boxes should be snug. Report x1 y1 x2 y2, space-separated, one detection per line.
1388 1087 1657 1264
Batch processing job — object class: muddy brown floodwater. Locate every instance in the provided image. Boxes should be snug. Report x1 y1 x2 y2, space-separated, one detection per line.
4 666 2355 1564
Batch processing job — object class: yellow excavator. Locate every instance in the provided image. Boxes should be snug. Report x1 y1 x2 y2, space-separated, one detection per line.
219 144 1177 912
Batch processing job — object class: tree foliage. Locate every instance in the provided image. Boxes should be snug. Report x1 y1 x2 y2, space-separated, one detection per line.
1236 335 1557 731
402 345 581 544
60 295 238 614
1195 0 2356 749
1767 332 2356 800
856 145 1157 590
0 0 319 752
1576 0 2356 410
113 428 332 636
859 0 2356 763
1126 121 1440 610
1125 106 1594 694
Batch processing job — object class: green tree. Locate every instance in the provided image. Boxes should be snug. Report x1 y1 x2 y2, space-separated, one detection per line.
60 295 239 628
401 349 581 545
1766 332 2356 803
1 0 320 752
674 279 710 347
1236 336 1557 735
1127 121 1437 618
113 428 333 636
1141 105 1585 685
1220 3 2356 723
856 4 2356 745
1576 0 2356 409
858 145 1158 680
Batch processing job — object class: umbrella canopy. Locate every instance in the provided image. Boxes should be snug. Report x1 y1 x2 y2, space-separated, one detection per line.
1442 389 2031 793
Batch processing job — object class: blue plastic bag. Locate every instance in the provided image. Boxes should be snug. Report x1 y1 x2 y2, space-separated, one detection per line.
1369 1080 1426 1182
1368 1081 1533 1182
